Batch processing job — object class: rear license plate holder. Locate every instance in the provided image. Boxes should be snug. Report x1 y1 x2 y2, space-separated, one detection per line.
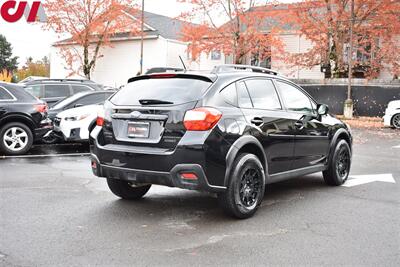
127 122 150 138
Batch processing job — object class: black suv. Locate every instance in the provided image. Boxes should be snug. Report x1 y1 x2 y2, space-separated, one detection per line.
23 79 103 107
0 82 52 155
90 65 352 218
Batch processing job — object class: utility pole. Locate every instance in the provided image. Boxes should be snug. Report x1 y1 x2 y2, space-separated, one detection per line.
139 0 144 74
344 0 355 119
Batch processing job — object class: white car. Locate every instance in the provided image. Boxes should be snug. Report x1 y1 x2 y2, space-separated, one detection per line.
52 104 103 142
383 100 400 129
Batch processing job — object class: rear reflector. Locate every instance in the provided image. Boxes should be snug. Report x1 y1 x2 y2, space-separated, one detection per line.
184 107 222 131
180 173 198 180
96 109 105 126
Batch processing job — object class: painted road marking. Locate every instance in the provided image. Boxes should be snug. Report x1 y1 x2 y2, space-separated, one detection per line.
0 153 90 159
343 173 396 187
392 145 400 149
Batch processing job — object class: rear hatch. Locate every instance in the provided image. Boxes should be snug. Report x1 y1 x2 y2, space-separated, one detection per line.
102 74 215 151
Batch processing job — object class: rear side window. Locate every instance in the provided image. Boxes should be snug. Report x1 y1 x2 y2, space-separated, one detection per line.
244 79 281 110
220 83 237 106
237 82 252 108
25 85 41 97
111 78 211 106
0 87 14 100
44 84 70 98
72 85 93 94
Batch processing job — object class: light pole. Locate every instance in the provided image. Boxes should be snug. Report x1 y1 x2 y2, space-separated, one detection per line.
139 0 144 74
344 0 355 119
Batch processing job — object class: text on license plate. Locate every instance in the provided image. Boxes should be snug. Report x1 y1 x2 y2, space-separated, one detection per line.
127 122 150 138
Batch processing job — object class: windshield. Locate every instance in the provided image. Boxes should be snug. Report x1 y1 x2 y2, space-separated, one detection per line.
110 78 212 106
51 92 87 109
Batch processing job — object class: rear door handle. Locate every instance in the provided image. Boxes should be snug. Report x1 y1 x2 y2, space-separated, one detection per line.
251 117 263 126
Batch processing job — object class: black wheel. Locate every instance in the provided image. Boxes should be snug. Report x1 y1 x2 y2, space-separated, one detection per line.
106 178 151 200
218 153 265 219
391 113 400 129
0 122 34 156
323 139 351 186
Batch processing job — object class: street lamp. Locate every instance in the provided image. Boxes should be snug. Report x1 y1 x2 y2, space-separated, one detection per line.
139 0 144 75
344 0 355 119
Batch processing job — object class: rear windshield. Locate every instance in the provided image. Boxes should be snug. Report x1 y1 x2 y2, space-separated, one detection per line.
110 78 212 106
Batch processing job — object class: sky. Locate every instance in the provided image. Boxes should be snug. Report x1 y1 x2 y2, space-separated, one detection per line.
0 0 298 66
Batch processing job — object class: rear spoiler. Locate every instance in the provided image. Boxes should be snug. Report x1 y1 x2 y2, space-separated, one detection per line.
127 73 216 84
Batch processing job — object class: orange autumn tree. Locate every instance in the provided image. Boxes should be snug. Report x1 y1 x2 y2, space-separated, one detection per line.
44 0 140 79
281 0 400 79
179 0 284 65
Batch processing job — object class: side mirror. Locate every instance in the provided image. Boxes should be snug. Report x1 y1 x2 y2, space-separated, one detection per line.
317 104 329 116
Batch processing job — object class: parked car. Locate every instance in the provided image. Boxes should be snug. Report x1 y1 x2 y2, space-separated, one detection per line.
0 82 52 155
50 104 104 143
47 90 115 121
23 79 103 107
90 65 353 219
383 100 400 129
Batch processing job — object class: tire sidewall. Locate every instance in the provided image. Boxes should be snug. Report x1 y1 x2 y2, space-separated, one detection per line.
391 114 400 129
332 140 352 185
0 122 33 155
229 154 266 217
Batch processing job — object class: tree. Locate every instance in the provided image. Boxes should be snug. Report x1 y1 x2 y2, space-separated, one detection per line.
0 34 18 72
179 0 284 65
280 0 400 79
43 0 140 79
16 57 50 82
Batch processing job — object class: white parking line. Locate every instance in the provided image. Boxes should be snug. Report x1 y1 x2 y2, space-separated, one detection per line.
392 145 400 149
0 153 90 159
342 173 396 187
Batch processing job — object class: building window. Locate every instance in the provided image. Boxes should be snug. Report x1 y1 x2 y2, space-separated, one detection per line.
211 50 221 60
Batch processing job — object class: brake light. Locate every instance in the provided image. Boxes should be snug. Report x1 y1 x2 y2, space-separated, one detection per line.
150 73 177 78
180 172 198 180
96 109 105 126
34 103 48 113
184 107 222 131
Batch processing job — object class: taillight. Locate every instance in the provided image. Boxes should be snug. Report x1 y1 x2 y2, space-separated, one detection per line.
34 103 48 113
96 109 105 126
184 107 222 131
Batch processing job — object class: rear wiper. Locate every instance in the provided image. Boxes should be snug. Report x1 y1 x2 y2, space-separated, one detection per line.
139 99 174 105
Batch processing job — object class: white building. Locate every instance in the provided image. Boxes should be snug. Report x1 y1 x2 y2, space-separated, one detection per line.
50 11 202 87
50 8 396 87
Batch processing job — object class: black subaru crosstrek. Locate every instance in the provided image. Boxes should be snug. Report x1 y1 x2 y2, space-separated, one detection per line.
90 65 352 218
0 82 52 155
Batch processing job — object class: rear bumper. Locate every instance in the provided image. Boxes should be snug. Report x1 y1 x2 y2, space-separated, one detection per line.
34 118 53 141
90 153 226 193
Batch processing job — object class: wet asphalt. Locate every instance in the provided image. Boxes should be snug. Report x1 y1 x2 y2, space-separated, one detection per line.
0 128 399 266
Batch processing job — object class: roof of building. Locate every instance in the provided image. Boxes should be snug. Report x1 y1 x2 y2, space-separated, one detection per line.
54 9 197 45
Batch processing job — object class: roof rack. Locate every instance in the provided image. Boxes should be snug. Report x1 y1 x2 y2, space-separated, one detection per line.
212 64 279 76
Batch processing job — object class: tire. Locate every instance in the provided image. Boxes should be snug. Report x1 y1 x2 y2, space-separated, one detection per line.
0 122 34 156
391 113 400 129
107 178 151 200
218 153 266 219
323 139 351 186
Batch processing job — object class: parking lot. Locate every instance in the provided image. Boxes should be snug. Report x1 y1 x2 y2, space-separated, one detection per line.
0 127 399 266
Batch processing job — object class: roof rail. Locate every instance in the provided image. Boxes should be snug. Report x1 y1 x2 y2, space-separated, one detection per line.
29 78 94 83
212 64 279 76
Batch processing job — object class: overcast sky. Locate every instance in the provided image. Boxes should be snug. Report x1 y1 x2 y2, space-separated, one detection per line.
1 0 297 66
